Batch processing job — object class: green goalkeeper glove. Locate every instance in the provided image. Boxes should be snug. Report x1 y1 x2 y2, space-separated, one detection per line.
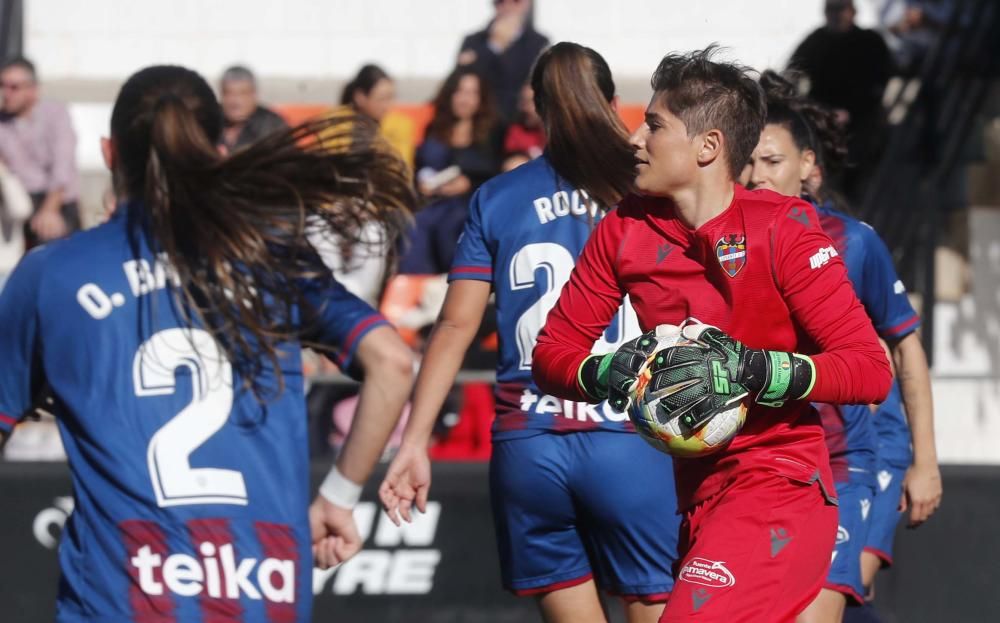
648 323 816 431
577 330 661 411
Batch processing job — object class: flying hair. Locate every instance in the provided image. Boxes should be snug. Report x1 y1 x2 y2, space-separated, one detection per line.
110 65 415 400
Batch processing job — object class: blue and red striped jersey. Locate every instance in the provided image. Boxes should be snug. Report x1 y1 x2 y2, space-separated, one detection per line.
449 156 639 441
0 203 387 622
815 202 920 481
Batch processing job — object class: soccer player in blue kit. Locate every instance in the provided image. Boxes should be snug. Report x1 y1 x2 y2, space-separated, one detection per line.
0 65 417 622
379 43 678 623
742 71 941 621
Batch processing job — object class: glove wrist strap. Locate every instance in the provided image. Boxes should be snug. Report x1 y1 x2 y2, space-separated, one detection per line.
743 349 816 407
578 353 613 401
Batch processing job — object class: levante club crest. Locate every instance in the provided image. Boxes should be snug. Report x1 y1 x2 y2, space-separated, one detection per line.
716 234 747 277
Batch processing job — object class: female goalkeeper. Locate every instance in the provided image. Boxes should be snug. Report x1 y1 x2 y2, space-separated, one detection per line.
533 48 892 622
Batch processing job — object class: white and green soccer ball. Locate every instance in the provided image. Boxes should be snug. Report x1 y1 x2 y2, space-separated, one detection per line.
627 323 747 458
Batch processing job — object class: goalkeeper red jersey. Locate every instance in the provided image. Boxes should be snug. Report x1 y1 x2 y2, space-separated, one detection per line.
533 184 891 510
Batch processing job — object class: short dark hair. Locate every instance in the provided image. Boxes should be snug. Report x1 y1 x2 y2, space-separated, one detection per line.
1 56 37 82
220 65 256 87
650 46 765 179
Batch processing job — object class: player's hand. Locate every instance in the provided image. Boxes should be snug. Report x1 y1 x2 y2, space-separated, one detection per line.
379 443 431 526
899 461 942 528
602 330 664 412
309 497 363 569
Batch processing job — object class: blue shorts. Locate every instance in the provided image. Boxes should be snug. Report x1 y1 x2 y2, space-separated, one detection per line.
864 464 907 566
826 482 875 604
490 431 678 601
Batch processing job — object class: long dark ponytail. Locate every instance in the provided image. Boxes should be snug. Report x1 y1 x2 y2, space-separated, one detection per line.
111 65 414 397
530 42 634 209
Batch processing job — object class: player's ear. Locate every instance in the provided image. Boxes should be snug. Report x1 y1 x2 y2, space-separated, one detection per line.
696 129 724 167
799 148 817 185
100 137 116 171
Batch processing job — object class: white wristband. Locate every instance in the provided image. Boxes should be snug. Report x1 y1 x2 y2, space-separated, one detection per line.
319 466 363 509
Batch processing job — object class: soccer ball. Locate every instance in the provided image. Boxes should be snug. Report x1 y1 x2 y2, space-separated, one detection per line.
627 324 747 458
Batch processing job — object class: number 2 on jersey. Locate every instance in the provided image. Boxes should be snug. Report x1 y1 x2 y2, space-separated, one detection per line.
510 242 639 370
133 328 248 507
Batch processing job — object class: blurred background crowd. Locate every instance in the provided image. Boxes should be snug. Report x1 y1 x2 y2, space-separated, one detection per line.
1 0 998 466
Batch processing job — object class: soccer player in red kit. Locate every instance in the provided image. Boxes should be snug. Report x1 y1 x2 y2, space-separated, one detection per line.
532 48 892 622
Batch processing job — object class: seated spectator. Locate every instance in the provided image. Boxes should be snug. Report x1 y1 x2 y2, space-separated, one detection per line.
218 65 288 150
457 0 549 121
0 57 79 247
341 63 416 169
503 83 544 159
400 67 503 275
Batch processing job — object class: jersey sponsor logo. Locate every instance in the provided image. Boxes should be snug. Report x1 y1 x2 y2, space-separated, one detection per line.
518 389 629 423
130 541 295 603
715 235 746 278
677 558 736 588
809 245 839 270
836 525 850 545
532 189 599 225
313 501 442 595
860 499 872 521
893 279 906 294
878 470 893 492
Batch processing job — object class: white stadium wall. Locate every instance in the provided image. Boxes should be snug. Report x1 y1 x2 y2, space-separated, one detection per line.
22 0 1000 463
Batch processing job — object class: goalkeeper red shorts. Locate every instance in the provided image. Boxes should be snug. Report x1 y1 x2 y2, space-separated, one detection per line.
659 467 838 622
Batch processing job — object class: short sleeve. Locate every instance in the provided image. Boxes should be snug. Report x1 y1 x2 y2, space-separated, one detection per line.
300 278 391 372
0 249 48 434
857 223 921 340
448 186 493 283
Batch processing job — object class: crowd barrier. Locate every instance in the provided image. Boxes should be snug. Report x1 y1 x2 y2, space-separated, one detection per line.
1 462 995 622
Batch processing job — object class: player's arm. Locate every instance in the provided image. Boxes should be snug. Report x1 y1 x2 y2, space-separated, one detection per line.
380 186 493 525
379 280 490 525
771 200 892 404
300 280 415 568
891 331 941 526
533 212 628 403
0 249 50 447
858 224 941 526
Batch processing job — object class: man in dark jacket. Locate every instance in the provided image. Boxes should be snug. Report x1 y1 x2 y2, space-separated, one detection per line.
789 0 894 201
457 0 549 122
218 65 288 151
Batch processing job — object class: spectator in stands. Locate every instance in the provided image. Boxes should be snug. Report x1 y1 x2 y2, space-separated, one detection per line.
503 83 545 159
790 0 894 201
400 66 503 275
0 57 79 246
457 0 549 121
218 65 288 151
880 0 967 75
341 63 416 169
